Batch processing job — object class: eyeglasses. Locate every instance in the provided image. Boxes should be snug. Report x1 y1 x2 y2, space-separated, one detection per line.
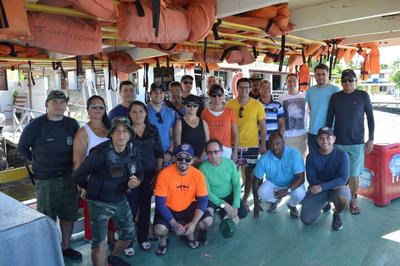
210 92 224 98
341 78 355 83
89 104 106 110
239 106 244 118
186 103 199 108
156 112 163 124
176 156 192 163
183 81 193 85
206 150 221 155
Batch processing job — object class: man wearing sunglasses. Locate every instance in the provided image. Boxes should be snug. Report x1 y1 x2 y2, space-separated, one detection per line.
154 144 212 255
181 75 204 116
108 81 136 121
326 69 375 215
147 83 177 166
199 139 247 230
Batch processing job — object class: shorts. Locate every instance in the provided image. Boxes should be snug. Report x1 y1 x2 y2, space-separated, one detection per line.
335 144 364 177
154 202 212 229
35 177 79 222
237 147 259 166
88 199 135 248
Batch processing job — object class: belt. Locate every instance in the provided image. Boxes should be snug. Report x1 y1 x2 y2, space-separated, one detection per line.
34 171 72 180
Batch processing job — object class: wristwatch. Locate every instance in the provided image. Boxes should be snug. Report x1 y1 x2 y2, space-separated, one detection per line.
220 202 226 208
286 188 292 193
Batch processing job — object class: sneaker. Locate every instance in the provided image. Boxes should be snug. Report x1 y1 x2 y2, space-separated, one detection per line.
198 229 208 246
107 255 130 266
322 202 332 213
62 247 82 260
332 214 344 231
267 198 282 213
287 204 300 219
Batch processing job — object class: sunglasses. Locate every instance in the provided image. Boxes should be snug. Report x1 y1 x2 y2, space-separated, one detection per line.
206 150 221 155
210 92 224 98
341 78 355 83
239 106 244 118
89 104 106 110
176 156 192 163
156 112 163 124
186 103 199 108
183 81 193 85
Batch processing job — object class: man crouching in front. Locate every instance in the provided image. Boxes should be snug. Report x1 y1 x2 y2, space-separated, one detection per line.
73 117 142 266
153 143 212 256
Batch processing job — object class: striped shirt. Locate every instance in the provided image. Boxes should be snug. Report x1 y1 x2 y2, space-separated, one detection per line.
261 100 284 140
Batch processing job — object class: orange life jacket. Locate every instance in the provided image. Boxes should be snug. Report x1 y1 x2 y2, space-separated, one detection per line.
185 0 216 42
0 0 31 40
108 52 141 79
221 46 255 65
27 12 102 56
298 64 310 91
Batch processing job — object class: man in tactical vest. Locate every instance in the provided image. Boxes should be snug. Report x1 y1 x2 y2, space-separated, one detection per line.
72 116 143 266
17 90 82 260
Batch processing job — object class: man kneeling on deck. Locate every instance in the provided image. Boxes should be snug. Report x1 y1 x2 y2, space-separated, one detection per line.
72 117 143 266
300 127 351 231
253 133 306 219
199 139 247 236
154 143 212 256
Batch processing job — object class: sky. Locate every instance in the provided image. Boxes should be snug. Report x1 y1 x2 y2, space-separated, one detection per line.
379 46 400 65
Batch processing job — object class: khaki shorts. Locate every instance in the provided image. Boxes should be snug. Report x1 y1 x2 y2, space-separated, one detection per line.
35 177 79 222
88 199 135 248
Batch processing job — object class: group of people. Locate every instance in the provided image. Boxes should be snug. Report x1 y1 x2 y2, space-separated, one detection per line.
17 64 375 266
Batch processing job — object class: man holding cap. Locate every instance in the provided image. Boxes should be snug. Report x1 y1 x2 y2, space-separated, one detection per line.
147 83 177 166
326 69 375 215
181 75 204 116
301 127 350 231
154 143 212 255
72 116 143 266
17 90 82 260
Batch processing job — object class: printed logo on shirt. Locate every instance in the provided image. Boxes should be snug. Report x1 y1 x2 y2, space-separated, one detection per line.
176 184 189 190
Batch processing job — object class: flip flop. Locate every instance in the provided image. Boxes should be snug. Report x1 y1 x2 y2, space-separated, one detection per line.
187 239 200 249
155 244 167 256
140 241 152 251
350 204 361 215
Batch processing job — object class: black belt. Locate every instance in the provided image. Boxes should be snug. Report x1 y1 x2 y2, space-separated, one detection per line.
34 171 72 180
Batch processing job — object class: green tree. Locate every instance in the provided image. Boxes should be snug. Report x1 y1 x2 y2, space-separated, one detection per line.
391 71 400 88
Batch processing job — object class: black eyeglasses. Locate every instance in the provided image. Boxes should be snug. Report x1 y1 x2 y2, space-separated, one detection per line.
239 106 244 118
176 156 192 163
183 81 193 85
210 92 224 98
89 104 106 110
156 112 163 124
186 103 199 108
341 78 355 83
206 150 221 155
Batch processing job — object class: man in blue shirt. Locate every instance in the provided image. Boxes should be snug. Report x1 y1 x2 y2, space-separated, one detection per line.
253 133 306 219
108 80 136 120
305 64 340 154
147 83 177 166
301 127 350 231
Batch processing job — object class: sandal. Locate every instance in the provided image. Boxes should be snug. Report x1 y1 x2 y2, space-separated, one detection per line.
155 244 167 256
187 239 199 249
350 204 361 215
140 241 152 251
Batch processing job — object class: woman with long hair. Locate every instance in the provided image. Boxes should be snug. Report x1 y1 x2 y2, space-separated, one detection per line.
201 84 239 161
127 100 163 251
72 95 116 245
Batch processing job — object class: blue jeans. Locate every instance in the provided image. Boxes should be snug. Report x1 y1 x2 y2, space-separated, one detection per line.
307 133 319 155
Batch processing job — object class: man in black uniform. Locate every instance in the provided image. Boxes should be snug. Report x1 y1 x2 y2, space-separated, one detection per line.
72 116 143 266
17 90 82 260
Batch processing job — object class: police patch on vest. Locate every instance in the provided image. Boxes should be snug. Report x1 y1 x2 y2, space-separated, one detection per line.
66 136 73 146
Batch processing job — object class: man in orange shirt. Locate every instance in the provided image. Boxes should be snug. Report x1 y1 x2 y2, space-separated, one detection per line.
154 144 212 256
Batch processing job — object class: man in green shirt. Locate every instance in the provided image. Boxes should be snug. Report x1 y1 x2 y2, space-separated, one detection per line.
199 139 247 227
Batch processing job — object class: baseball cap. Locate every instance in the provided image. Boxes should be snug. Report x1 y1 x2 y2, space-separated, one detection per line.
317 127 334 137
181 75 194 83
173 143 194 157
150 83 166 92
46 90 69 102
341 69 356 80
219 218 236 238
108 116 135 137
250 73 263 80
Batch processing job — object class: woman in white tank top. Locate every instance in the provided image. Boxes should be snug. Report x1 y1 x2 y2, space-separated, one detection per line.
72 96 114 244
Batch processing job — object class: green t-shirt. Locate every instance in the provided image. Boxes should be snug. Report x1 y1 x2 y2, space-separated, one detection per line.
199 158 241 208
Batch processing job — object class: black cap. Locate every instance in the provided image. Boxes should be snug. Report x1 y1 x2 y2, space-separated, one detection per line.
150 83 166 92
341 69 356 80
317 127 334 137
181 75 194 83
183 94 202 105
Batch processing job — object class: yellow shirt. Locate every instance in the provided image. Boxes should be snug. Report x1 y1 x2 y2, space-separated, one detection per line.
226 98 265 147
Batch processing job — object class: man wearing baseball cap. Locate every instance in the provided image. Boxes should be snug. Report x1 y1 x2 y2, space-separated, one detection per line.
326 69 375 215
301 127 351 231
249 73 263 100
181 75 204 116
73 116 143 266
154 143 212 255
17 90 81 260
